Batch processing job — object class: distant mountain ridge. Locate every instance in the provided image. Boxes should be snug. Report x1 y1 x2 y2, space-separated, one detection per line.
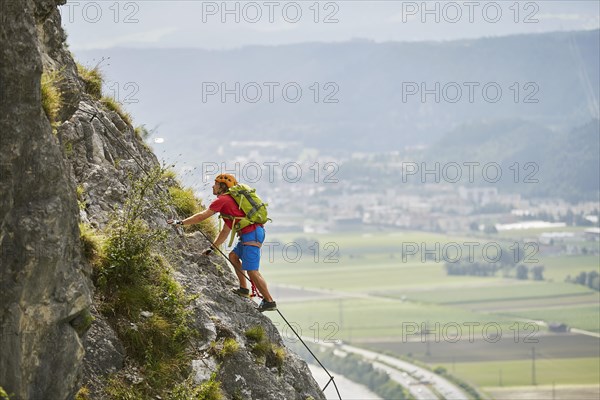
77 29 599 155
425 118 600 202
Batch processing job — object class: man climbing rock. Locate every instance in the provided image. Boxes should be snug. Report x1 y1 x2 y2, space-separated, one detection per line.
168 174 277 312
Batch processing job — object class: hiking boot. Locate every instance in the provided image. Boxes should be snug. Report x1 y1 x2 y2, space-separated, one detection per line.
232 287 251 298
257 300 277 312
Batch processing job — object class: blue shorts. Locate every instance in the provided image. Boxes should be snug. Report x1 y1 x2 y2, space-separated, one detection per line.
232 226 265 271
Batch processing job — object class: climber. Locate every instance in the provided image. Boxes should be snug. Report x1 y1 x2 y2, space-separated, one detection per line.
167 174 277 312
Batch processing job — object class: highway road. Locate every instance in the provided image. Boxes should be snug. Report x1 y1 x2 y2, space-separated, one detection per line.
342 343 469 400
307 338 469 400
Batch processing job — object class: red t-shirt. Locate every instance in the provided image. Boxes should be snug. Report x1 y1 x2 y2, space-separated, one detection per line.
209 194 259 234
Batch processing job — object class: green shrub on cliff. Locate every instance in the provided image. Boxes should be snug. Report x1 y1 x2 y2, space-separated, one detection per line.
96 166 203 396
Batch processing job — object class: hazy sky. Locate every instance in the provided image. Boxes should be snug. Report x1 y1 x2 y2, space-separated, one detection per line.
60 1 599 50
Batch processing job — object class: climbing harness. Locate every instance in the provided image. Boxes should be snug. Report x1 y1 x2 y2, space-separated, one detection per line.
250 279 263 299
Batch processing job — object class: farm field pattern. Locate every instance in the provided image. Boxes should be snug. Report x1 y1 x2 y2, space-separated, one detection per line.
265 229 600 396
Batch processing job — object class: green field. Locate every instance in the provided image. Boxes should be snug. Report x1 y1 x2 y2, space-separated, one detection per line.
270 230 475 251
502 305 600 333
456 293 600 313
265 231 599 334
269 230 481 264
362 334 599 363
486 384 600 400
269 297 525 341
439 357 600 387
263 230 600 390
266 231 599 290
381 281 594 304
494 226 589 239
268 260 497 292
267 230 510 292
540 254 600 282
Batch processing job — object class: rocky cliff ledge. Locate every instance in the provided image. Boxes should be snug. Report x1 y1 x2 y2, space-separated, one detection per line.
0 1 324 399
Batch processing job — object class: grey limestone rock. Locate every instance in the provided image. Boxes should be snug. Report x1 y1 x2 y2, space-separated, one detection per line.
0 1 325 399
0 1 91 398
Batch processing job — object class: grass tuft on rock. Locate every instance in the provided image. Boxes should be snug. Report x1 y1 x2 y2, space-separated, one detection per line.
41 70 63 127
74 385 90 400
101 96 132 125
245 325 286 373
79 223 103 266
0 386 10 400
244 325 265 342
168 185 218 241
76 63 103 99
209 337 240 360
171 373 224 400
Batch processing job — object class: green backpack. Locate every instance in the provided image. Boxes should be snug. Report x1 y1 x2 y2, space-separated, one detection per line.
221 184 270 245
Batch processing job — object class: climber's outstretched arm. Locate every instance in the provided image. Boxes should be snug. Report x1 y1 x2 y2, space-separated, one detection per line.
168 209 216 226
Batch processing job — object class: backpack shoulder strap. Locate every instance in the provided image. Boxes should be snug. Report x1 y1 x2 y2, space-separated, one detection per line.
219 213 241 246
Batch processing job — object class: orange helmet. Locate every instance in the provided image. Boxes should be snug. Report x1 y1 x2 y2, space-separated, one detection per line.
215 173 237 188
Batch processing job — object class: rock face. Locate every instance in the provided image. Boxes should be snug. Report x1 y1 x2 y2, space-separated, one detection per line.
0 1 325 399
0 0 91 399
169 234 326 400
